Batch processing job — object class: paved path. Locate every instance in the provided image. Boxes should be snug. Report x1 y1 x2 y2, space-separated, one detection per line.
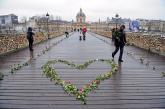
0 32 165 109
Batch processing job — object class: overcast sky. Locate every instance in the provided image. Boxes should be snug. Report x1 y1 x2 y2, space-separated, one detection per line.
0 0 165 21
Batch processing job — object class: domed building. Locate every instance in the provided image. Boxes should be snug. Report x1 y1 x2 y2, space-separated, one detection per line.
76 8 86 23
72 8 89 29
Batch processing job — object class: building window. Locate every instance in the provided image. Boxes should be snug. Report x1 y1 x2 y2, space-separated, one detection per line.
1 19 5 24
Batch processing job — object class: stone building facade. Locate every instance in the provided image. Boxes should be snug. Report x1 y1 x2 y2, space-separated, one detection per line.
73 8 88 29
138 19 165 32
0 14 18 29
76 8 86 23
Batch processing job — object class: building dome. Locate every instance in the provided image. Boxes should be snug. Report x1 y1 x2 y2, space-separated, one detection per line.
76 8 86 23
76 8 86 17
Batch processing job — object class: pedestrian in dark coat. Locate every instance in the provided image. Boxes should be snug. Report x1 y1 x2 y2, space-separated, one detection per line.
27 27 35 51
65 31 69 38
112 25 126 62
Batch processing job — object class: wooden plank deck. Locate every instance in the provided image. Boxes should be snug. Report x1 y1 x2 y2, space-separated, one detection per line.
0 32 165 109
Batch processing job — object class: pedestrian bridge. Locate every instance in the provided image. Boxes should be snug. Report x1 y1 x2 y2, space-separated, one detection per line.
0 32 165 109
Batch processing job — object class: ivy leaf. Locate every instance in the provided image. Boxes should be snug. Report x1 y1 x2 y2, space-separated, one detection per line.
0 72 4 80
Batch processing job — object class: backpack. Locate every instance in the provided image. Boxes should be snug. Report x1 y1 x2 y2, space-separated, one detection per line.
27 32 32 39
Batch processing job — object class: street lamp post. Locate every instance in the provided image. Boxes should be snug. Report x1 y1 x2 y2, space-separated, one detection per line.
108 22 110 31
115 13 119 29
46 12 50 39
71 19 73 32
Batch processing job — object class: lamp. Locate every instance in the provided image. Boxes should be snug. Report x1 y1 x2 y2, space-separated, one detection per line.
46 12 50 39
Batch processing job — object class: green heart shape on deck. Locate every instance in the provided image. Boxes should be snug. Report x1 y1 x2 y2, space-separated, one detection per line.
41 59 118 104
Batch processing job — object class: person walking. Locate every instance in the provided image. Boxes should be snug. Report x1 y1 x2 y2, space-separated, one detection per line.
112 25 126 62
27 27 35 51
82 27 87 40
65 31 69 38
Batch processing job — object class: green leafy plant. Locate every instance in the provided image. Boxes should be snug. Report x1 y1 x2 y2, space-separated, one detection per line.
113 30 121 41
42 59 118 104
10 61 29 74
162 72 165 77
